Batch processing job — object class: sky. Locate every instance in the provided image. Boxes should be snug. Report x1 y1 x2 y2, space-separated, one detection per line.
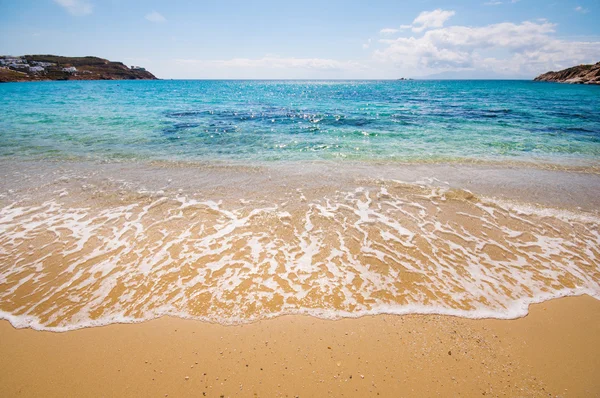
0 0 599 79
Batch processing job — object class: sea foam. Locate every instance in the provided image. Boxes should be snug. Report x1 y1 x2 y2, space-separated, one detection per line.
0 180 598 331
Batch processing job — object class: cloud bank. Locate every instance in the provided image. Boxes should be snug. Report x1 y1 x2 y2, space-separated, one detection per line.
374 10 600 77
156 8 599 79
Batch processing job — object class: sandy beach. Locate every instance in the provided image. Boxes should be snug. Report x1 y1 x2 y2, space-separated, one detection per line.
1 295 598 397
2 2 600 397
0 161 599 398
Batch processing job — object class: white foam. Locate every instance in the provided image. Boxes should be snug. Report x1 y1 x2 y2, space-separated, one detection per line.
0 181 598 332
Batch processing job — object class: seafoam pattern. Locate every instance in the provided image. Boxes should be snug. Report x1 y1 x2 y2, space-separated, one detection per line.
0 181 599 331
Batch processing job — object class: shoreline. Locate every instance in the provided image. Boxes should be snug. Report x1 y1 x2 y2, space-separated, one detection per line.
1 157 599 334
3 157 600 209
1 290 597 333
1 295 598 397
3 155 600 174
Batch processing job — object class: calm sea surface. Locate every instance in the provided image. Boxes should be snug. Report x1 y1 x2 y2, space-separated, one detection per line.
1 80 599 165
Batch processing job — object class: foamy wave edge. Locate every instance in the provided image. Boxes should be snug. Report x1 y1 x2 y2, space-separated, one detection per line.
1 288 597 333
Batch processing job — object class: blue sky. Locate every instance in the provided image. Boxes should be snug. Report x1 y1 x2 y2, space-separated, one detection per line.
0 0 599 78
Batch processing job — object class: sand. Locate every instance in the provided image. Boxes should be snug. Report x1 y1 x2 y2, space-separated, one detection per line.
0 295 598 397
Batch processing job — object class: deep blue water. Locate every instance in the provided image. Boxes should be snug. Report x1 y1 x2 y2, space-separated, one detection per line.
1 80 599 165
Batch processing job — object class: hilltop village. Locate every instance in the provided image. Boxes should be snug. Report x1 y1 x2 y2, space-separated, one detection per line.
0 55 157 82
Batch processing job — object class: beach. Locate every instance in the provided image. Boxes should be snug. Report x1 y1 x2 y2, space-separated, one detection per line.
0 80 599 396
1 159 599 329
1 295 599 397
0 159 599 397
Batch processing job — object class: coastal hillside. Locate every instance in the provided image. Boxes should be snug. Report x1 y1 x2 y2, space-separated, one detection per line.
0 55 157 82
534 62 600 85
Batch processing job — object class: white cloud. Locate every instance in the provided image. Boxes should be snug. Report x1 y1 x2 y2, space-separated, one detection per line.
381 9 455 36
145 11 166 23
380 28 399 35
374 18 600 77
411 9 456 32
54 0 92 16
574 6 589 13
152 8 599 79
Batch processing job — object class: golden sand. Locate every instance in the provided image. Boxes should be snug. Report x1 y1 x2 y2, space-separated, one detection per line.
0 295 598 397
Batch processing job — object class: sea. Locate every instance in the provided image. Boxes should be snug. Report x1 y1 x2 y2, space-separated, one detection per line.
0 79 599 331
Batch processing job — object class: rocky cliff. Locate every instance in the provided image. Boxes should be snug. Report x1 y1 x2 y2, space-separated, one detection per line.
534 62 600 85
0 55 157 82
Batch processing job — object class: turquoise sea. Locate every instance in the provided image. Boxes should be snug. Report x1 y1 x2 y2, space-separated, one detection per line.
1 80 599 166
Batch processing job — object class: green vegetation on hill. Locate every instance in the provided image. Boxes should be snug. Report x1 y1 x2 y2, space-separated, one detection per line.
0 54 158 82
24 55 110 66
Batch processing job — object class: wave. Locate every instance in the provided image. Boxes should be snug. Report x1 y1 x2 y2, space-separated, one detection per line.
0 180 598 332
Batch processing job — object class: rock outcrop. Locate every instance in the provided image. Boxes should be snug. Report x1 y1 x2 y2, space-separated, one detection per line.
0 55 157 82
534 62 600 85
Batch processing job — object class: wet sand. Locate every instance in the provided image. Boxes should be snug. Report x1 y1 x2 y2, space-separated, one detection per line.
2 160 600 331
0 295 598 397
1 159 599 396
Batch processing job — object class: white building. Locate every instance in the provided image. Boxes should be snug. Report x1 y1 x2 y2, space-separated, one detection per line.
29 66 45 73
62 66 77 73
4 57 25 64
31 61 56 67
1 57 27 66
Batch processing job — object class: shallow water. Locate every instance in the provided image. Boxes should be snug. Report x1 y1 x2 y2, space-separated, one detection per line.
0 80 599 331
0 160 598 331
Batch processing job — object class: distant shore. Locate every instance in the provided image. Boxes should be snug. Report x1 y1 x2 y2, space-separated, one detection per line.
0 55 157 82
534 62 600 85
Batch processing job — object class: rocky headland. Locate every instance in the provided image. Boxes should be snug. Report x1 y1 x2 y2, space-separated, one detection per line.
0 55 157 82
534 62 600 85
